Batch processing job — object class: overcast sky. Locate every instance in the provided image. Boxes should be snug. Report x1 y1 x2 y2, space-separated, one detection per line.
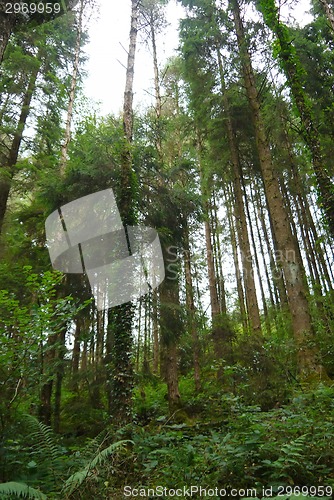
83 0 184 116
82 0 312 117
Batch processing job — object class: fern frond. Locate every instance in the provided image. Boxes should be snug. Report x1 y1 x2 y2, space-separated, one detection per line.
62 469 91 496
0 481 47 499
78 429 110 460
62 439 132 496
88 440 131 469
25 416 60 466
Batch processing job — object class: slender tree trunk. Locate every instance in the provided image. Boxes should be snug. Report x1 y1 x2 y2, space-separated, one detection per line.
152 290 159 374
54 327 67 433
211 195 227 314
249 187 275 310
143 296 151 375
216 48 262 335
60 0 84 175
92 303 104 408
205 217 222 353
39 332 57 426
183 219 201 392
81 338 88 372
71 317 82 390
242 179 271 334
225 184 248 333
149 9 163 157
231 0 324 377
136 298 142 372
123 0 138 143
259 182 289 308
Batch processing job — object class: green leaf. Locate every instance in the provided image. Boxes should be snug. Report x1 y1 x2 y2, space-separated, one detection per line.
0 482 47 499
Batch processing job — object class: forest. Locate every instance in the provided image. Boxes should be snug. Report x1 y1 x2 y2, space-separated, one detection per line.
0 0 334 498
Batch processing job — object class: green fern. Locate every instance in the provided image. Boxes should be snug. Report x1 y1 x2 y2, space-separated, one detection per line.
25 415 60 468
23 415 65 490
62 440 132 496
0 481 47 499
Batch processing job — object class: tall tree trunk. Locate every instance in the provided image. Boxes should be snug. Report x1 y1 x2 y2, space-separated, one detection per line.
211 194 227 314
123 0 138 144
242 179 271 334
259 181 289 308
216 47 262 335
39 332 57 426
92 303 104 408
0 56 41 232
149 8 163 157
231 0 324 377
60 0 84 175
107 0 139 425
54 327 67 433
143 296 151 375
147 6 182 409
225 184 248 333
159 244 182 413
183 218 201 392
205 216 222 355
71 317 82 390
152 290 159 374
249 186 276 310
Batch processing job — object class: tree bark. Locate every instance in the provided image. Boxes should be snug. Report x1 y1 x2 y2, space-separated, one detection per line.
60 0 84 176
183 218 201 392
216 47 262 336
319 0 334 33
123 0 139 143
152 290 159 374
107 0 139 426
159 249 182 413
225 184 248 333
71 317 82 390
211 195 227 314
242 179 270 334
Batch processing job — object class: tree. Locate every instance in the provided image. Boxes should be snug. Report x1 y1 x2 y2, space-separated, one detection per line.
318 0 334 33
0 13 85 233
107 0 140 425
255 0 334 237
0 0 78 63
230 0 324 377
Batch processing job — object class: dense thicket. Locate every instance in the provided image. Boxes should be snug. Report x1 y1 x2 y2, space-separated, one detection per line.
0 0 333 498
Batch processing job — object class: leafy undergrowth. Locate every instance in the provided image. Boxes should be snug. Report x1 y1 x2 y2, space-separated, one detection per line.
1 384 334 499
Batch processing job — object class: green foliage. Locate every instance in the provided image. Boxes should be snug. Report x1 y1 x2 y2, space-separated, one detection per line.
0 482 47 500
62 439 132 496
116 384 334 498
